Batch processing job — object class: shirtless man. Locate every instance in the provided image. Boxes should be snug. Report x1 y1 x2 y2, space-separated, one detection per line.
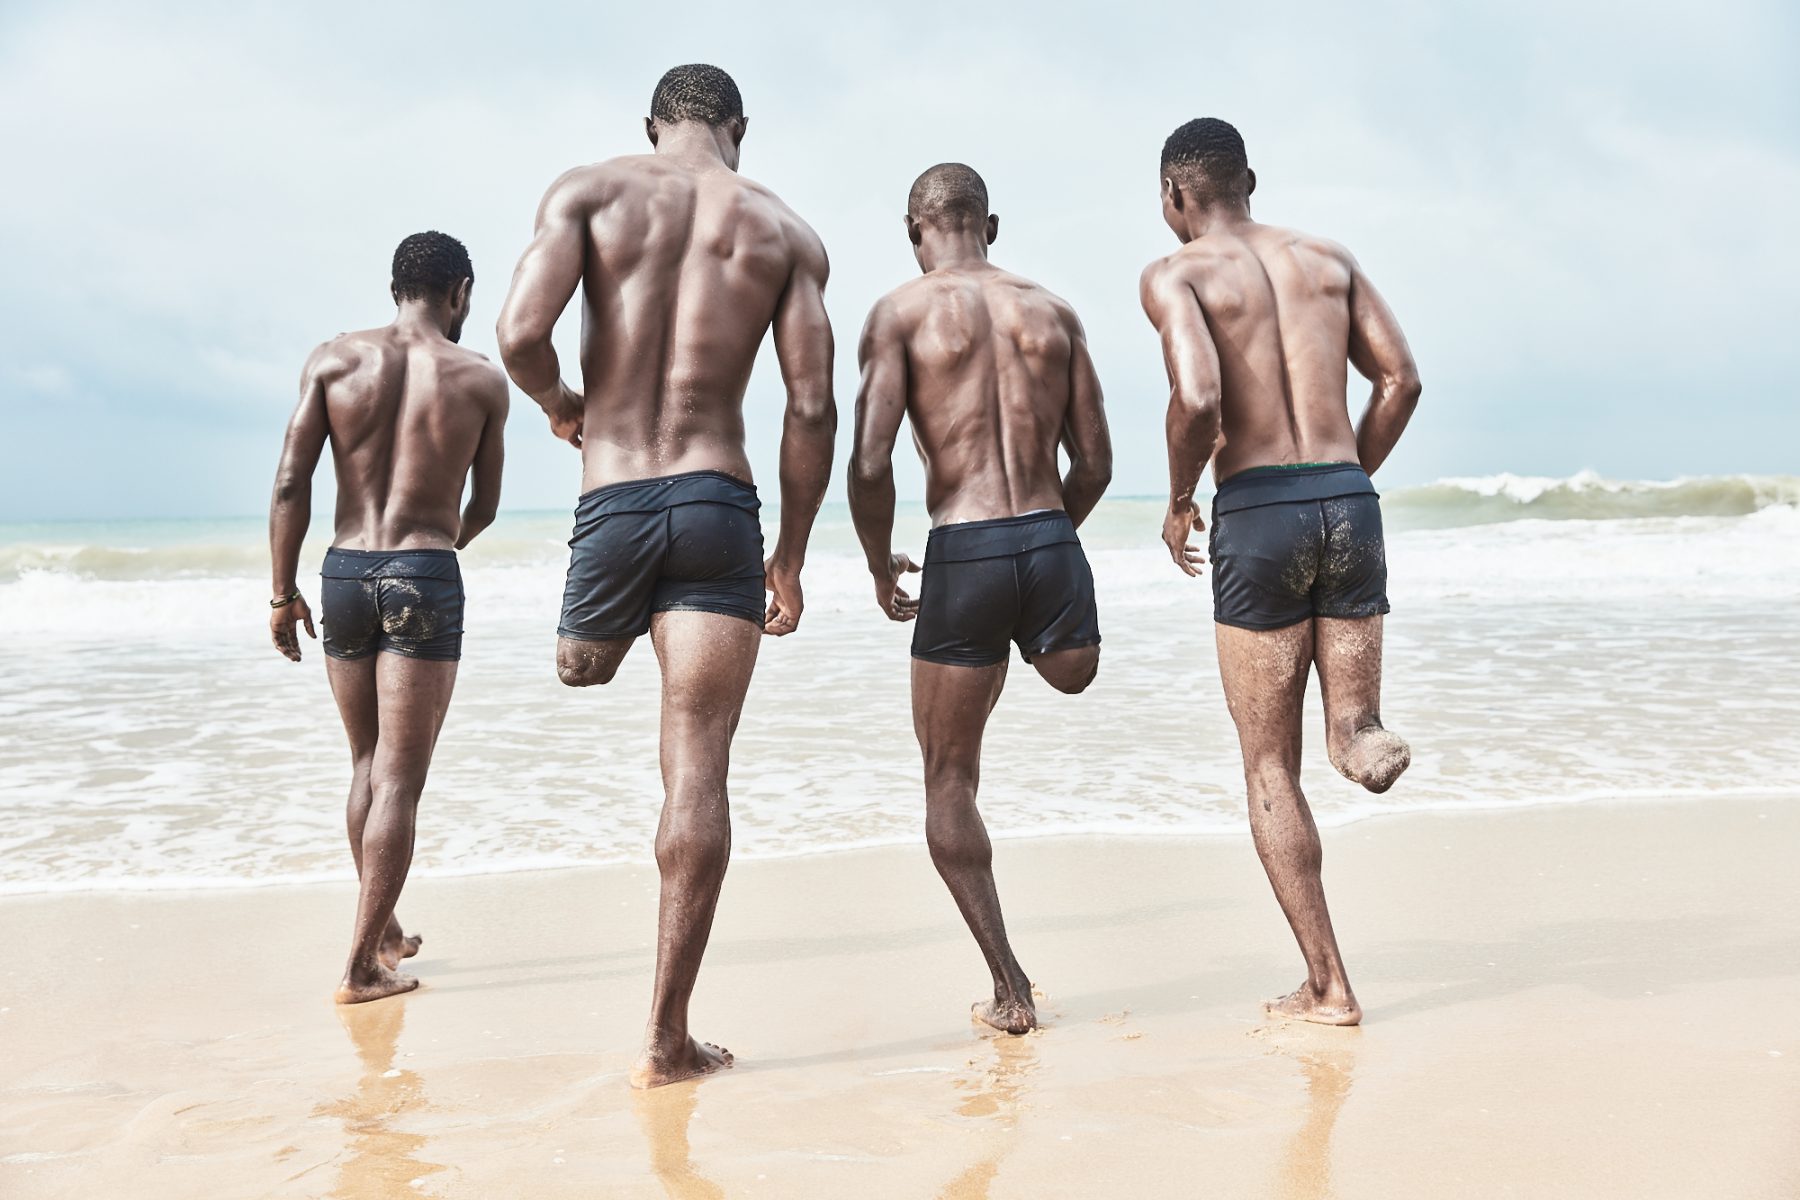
268 231 509 1005
849 164 1112 1035
495 64 835 1087
1140 119 1422 1025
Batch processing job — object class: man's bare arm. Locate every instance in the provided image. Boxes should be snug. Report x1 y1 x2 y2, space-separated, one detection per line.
1344 256 1422 476
495 172 587 447
267 344 331 658
1141 261 1223 576
763 226 839 636
847 297 920 621
1058 314 1113 528
457 368 510 549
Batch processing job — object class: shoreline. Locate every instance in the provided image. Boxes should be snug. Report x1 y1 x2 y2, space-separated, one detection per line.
3 786 1796 900
5 795 1797 1198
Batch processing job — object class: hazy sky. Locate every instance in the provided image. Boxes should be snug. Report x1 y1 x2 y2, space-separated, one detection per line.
1 0 1795 520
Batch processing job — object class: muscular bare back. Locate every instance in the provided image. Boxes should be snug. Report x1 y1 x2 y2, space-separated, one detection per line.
860 265 1108 526
499 146 831 493
1143 220 1417 484
491 72 840 1088
302 326 509 550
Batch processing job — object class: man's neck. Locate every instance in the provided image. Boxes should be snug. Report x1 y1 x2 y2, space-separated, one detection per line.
654 122 733 169
1180 198 1253 242
391 301 450 341
918 226 991 273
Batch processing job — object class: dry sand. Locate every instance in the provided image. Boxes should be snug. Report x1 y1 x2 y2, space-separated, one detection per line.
3 796 1797 1198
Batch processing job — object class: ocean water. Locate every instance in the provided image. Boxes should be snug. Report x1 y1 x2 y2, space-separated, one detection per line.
1 472 1797 895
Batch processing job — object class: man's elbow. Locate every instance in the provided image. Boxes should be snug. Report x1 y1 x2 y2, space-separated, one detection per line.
1173 386 1223 431
1072 452 1113 493
848 450 891 492
787 389 838 434
271 472 308 507
1386 366 1422 412
494 313 549 372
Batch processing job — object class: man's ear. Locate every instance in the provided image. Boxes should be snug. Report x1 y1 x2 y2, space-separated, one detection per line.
391 281 401 305
1163 176 1184 211
1245 167 1257 198
453 277 472 312
905 215 922 246
729 115 747 147
985 213 999 245
644 116 659 147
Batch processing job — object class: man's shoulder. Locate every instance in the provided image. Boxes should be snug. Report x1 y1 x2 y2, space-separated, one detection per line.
1140 250 1205 313
433 343 510 402
542 156 658 208
1254 222 1355 266
863 277 928 335
991 266 1071 310
734 174 824 257
307 328 383 376
878 272 966 322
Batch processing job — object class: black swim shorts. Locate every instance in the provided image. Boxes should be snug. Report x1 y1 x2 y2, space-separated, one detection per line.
558 469 766 640
911 510 1101 667
320 547 465 661
1209 462 1390 631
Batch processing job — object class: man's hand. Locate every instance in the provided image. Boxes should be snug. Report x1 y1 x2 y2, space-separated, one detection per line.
872 552 921 622
270 594 317 661
764 558 804 637
546 382 584 449
1163 500 1207 577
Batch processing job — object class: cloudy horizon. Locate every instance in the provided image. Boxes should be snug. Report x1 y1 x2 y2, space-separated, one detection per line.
2 0 1795 522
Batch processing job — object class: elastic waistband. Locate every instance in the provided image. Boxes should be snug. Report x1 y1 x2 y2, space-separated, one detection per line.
577 469 755 505
924 509 1078 564
1213 463 1376 516
322 547 462 581
576 469 759 518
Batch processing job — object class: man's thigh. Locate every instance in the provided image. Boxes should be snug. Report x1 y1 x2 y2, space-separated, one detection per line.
911 659 1009 763
1213 621 1314 761
325 654 380 756
1313 615 1385 717
373 654 459 761
649 611 761 726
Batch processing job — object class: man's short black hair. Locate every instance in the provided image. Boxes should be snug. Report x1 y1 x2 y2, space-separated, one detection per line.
907 163 989 227
391 231 472 302
650 64 744 126
1160 118 1250 197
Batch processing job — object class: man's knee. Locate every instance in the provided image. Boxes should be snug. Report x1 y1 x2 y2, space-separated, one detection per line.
920 747 980 792
369 773 426 811
925 800 990 872
557 642 620 687
654 797 731 877
1244 753 1301 795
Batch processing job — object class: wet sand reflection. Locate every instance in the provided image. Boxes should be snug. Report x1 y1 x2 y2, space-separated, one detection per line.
633 1081 725 1200
1275 1039 1357 1200
941 1033 1040 1199
315 1000 444 1199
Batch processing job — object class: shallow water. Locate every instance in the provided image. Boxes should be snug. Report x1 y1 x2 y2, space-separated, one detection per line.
1 479 1796 893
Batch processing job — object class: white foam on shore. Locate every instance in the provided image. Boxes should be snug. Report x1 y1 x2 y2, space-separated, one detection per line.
2 485 1797 896
2 785 1791 899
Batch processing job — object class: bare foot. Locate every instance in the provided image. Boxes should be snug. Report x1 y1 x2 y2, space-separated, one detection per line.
630 1038 734 1089
379 932 423 970
334 963 420 1005
1263 983 1362 1027
1333 727 1411 794
972 996 1038 1035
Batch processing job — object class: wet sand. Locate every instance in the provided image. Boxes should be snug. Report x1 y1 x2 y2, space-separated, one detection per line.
3 796 1796 1199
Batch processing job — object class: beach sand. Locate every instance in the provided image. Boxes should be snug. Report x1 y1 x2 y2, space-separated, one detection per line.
3 796 1796 1199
